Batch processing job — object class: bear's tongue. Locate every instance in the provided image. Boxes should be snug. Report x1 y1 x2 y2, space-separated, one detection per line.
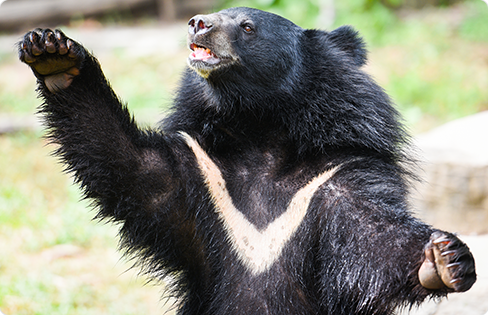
190 47 213 61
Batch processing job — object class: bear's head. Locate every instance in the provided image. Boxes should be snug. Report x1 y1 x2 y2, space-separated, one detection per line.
187 7 367 81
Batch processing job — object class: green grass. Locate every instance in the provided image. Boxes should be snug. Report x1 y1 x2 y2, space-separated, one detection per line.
0 132 173 315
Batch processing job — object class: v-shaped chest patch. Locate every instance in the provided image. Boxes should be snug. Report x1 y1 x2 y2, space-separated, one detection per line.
181 132 339 274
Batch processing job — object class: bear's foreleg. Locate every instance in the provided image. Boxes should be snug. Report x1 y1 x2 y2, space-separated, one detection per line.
18 29 181 221
18 29 204 277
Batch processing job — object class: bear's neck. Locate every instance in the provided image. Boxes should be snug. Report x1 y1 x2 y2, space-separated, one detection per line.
165 69 408 161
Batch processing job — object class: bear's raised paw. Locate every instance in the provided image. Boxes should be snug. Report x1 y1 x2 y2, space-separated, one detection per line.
419 231 476 292
19 29 85 93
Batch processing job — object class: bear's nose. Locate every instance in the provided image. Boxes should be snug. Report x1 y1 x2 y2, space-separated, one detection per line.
188 15 213 35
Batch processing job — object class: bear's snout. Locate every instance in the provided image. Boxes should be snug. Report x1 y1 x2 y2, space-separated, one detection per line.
188 14 215 36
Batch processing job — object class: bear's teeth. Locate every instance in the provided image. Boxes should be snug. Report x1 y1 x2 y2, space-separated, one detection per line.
190 47 214 61
196 47 212 55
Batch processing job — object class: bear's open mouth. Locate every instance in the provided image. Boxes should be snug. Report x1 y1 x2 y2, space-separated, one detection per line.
189 43 220 65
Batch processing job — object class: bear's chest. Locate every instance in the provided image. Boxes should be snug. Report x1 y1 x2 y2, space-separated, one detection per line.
182 132 337 274
222 165 306 228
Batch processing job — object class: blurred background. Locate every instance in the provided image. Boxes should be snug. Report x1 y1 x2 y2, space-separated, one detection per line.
0 0 487 314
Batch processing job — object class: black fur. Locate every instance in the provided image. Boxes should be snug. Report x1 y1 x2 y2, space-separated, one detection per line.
19 7 475 315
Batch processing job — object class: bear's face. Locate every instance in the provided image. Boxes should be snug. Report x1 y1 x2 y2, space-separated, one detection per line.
180 7 380 153
187 7 303 81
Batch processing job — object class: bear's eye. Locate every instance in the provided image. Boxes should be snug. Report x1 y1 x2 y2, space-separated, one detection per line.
242 24 254 34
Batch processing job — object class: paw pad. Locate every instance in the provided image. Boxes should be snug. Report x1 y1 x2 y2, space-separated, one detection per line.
419 231 476 292
19 29 85 92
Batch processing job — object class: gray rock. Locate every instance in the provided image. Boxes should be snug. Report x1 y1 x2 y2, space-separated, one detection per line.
412 111 488 235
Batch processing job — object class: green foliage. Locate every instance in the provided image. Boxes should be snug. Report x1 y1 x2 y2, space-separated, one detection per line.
332 0 488 130
334 0 399 44
459 0 488 42
219 0 401 34
219 0 322 28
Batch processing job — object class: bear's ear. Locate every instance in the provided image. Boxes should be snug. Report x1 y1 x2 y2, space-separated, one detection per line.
328 25 368 67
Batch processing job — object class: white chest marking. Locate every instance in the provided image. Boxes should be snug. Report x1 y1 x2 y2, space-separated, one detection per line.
181 132 339 274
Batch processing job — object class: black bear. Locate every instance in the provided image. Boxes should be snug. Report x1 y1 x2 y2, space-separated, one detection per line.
19 7 476 315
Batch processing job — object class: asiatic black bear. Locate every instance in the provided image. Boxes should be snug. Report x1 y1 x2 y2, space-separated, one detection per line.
19 7 476 315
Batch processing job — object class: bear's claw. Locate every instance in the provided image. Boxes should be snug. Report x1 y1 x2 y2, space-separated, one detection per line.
419 231 476 292
19 29 85 92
